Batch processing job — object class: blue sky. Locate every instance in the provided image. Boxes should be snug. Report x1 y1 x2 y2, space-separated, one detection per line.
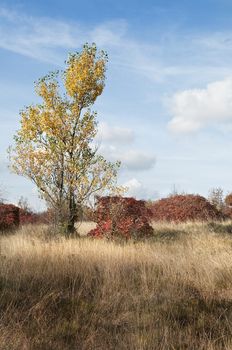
1 0 232 210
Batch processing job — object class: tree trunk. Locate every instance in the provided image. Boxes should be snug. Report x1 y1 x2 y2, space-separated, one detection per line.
66 194 77 236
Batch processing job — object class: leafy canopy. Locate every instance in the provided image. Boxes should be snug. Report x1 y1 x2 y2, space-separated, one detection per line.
9 43 121 214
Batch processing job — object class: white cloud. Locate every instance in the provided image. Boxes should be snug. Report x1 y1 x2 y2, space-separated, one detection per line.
90 20 127 47
0 8 82 64
120 150 156 171
0 6 200 82
195 32 232 51
99 145 156 171
123 178 147 198
123 178 159 199
2 6 232 86
168 77 232 132
97 122 134 144
0 7 162 81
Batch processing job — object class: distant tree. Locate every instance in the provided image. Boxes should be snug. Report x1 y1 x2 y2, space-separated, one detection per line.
0 185 6 204
208 187 224 211
168 184 186 198
9 44 121 235
17 196 32 213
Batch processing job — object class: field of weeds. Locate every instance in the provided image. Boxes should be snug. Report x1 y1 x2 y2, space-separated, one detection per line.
1 221 232 349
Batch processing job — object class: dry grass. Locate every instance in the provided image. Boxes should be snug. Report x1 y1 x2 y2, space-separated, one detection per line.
1 221 232 349
75 221 97 236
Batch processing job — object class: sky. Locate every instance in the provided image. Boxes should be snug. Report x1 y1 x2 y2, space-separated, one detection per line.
1 0 232 210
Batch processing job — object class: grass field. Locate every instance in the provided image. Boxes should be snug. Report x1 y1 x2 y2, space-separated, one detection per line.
1 221 232 349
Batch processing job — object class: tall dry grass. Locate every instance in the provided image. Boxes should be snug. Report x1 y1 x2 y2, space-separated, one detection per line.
1 222 232 349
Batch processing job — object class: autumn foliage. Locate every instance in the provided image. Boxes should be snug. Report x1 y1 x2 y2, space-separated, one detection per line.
19 209 51 225
0 204 53 231
9 44 120 235
225 193 232 207
151 194 225 222
222 194 232 219
88 196 153 239
0 204 20 231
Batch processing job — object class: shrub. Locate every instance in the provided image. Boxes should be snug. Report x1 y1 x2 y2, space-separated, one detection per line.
19 209 53 225
0 204 20 231
225 193 232 207
151 194 225 222
88 196 153 240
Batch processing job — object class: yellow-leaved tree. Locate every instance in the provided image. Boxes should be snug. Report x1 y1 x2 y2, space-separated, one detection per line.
9 43 121 234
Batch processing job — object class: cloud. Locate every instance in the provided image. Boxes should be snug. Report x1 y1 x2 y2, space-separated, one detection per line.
0 7 161 80
123 178 159 199
0 7 155 79
168 77 232 132
90 20 127 47
0 7 82 63
0 8 130 65
120 150 156 171
99 144 156 171
97 122 134 144
0 6 200 82
195 32 232 51
96 122 155 171
123 178 147 199
2 5 232 87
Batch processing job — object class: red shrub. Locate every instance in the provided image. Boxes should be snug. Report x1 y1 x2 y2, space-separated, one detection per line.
0 203 52 231
0 204 20 231
19 209 52 225
88 196 153 240
151 194 225 222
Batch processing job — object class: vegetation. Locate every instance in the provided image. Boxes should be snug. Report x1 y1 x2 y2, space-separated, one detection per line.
151 194 225 222
0 204 19 231
2 222 232 349
225 193 232 207
89 196 153 239
208 187 225 211
9 44 120 234
3 40 232 349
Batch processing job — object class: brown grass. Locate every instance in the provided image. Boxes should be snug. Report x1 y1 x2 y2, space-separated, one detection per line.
1 221 232 349
75 221 97 236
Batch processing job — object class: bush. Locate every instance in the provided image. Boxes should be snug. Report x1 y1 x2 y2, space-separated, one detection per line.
0 204 20 231
19 209 53 225
151 194 225 222
225 193 232 207
222 206 232 219
88 196 153 240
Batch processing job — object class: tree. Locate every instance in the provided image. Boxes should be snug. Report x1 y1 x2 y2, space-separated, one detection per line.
168 184 186 197
18 196 32 213
9 43 121 234
0 184 6 204
208 187 224 211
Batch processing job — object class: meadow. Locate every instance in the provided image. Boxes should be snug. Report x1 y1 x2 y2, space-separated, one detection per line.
1 221 232 349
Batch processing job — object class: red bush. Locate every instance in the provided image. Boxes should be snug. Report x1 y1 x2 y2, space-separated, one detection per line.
88 196 153 240
0 204 20 231
151 194 225 222
19 209 52 225
0 203 54 230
